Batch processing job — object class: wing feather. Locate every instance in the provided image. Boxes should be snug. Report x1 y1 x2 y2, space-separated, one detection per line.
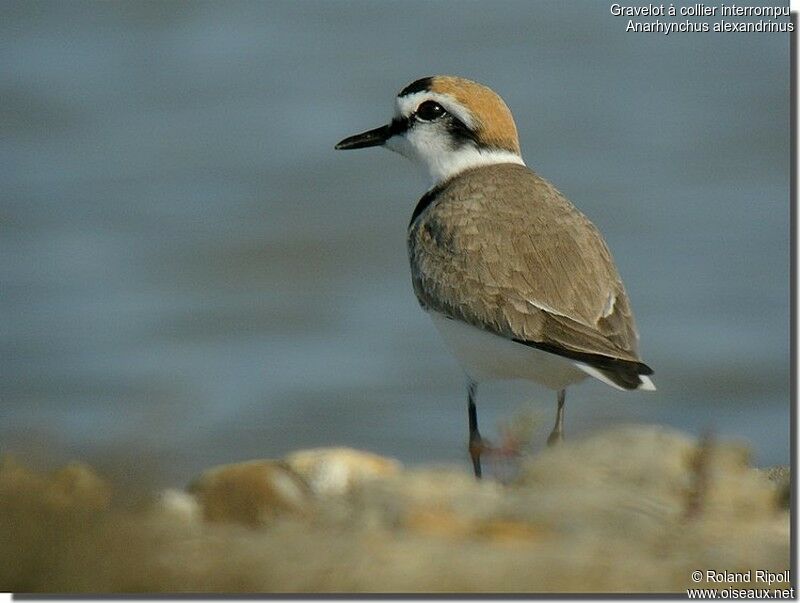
408 163 644 365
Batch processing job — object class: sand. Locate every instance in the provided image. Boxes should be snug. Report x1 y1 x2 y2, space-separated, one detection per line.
0 424 790 594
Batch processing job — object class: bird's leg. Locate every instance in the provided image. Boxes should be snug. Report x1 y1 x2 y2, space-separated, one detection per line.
467 380 484 478
547 389 566 446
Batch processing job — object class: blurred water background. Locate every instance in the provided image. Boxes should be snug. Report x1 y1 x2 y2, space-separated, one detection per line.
2 1 790 487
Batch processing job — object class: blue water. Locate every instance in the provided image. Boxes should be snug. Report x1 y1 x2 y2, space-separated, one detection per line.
1 1 790 486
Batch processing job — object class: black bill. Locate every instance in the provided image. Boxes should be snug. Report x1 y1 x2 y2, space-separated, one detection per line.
335 124 392 150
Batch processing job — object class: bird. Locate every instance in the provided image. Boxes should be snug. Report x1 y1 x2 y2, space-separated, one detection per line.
335 75 654 478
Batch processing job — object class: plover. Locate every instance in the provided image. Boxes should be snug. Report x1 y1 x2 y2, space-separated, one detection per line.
336 76 654 478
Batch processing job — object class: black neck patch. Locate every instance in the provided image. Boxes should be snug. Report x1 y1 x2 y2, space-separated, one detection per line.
408 181 447 228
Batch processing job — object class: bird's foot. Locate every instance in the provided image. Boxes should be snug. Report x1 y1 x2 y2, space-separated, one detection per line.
546 428 564 447
469 433 488 479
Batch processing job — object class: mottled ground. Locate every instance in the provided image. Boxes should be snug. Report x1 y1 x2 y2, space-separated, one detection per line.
0 425 790 594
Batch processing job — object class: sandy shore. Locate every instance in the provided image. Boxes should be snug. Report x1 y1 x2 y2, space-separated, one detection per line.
0 424 790 593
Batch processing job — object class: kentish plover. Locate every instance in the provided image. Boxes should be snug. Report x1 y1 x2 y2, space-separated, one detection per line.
336 76 655 478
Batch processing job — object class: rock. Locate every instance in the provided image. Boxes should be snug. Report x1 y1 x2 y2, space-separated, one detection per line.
515 425 776 522
0 455 111 512
0 456 113 592
152 488 202 525
760 465 790 508
189 460 311 526
284 447 401 496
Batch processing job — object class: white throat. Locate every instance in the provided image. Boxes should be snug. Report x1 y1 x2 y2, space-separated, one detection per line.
385 129 525 186
429 147 526 185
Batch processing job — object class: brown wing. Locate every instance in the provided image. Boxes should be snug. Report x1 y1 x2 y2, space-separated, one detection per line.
408 163 644 365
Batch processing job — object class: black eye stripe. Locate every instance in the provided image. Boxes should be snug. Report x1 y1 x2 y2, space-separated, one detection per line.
396 105 479 148
389 117 410 136
445 115 479 147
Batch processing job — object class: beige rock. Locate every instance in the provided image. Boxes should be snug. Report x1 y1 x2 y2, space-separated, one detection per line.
285 447 401 496
153 488 202 525
760 465 790 509
516 425 776 520
189 460 311 526
0 455 111 512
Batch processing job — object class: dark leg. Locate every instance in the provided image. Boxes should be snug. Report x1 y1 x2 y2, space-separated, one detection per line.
467 380 483 478
547 389 566 446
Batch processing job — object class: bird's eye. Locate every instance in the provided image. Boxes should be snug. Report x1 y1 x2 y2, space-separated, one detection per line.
415 100 445 121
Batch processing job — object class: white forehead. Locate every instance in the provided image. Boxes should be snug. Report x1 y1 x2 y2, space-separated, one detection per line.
395 91 476 130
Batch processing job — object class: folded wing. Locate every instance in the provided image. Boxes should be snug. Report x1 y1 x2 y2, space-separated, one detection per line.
408 163 652 387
